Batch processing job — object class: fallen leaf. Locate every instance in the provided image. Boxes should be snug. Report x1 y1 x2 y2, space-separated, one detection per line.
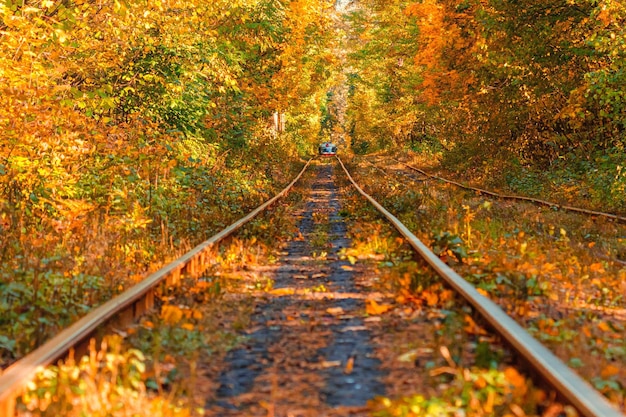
344 356 354 374
504 367 527 396
476 287 490 298
340 325 367 332
320 360 341 368
601 364 619 379
366 299 392 315
484 390 495 413
474 376 487 389
425 291 438 306
509 403 525 417
464 315 488 335
364 316 382 323
398 347 433 363
161 305 183 324
440 345 456 367
270 288 295 296
326 307 344 315
429 366 457 376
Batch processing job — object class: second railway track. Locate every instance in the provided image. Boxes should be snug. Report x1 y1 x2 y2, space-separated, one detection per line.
0 158 623 416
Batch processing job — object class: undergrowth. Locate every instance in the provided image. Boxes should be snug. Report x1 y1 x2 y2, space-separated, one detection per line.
17 158 313 416
420 139 626 214
0 131 305 369
344 153 626 409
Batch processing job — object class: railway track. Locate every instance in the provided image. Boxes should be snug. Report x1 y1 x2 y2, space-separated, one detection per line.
0 158 623 416
368 155 626 223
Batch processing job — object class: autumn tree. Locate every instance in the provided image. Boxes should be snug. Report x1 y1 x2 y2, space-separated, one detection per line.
0 0 337 365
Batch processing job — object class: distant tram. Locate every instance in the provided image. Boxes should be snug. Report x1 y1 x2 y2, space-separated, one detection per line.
318 142 337 156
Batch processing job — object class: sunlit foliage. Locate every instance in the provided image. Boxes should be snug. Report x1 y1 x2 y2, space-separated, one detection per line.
0 0 336 366
343 0 626 209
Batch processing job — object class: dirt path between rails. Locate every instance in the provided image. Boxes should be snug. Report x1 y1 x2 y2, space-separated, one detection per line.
203 162 389 416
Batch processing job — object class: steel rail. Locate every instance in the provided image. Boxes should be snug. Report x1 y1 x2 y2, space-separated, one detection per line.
0 159 312 416
390 157 626 223
337 156 624 417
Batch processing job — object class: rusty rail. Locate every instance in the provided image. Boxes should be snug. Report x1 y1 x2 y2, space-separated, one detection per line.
337 156 624 417
0 159 312 416
390 157 626 223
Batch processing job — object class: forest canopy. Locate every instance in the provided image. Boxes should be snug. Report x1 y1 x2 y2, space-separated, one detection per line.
344 0 626 209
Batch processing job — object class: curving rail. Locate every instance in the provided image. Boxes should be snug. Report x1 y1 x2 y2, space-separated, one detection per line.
0 159 312 416
337 156 624 417
390 157 626 223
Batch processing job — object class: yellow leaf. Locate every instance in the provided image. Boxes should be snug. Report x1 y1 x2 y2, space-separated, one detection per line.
483 390 495 413
326 307 344 315
464 315 487 335
591 278 603 287
476 287 490 298
181 323 194 331
589 263 605 273
366 299 392 315
161 305 183 324
598 321 611 332
474 376 487 389
425 291 439 306
269 288 295 296
439 289 454 303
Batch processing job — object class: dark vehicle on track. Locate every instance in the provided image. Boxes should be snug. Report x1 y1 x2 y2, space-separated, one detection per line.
318 142 337 156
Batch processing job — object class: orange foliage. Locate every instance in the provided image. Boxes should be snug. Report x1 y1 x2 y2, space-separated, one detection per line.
404 0 470 104
366 298 393 315
0 0 335 366
504 366 528 397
